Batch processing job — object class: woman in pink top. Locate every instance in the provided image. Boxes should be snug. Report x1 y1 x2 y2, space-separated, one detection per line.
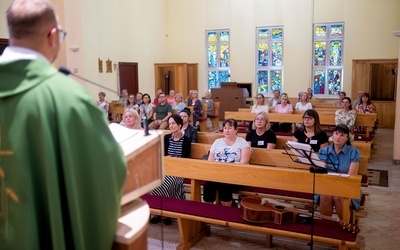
272 94 293 132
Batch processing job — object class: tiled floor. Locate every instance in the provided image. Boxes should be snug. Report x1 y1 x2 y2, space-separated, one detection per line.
148 128 399 249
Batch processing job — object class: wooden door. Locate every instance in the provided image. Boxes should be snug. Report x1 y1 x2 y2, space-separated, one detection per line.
0 38 9 55
370 63 397 100
352 59 398 128
119 62 138 96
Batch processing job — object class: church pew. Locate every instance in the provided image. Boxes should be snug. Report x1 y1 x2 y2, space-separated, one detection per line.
144 157 361 249
225 111 377 139
197 132 372 159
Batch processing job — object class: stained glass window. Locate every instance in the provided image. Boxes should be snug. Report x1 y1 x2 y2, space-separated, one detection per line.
206 30 230 89
256 26 284 95
312 23 344 96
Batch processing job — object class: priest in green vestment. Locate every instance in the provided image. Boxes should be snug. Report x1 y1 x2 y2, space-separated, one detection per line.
0 1 126 249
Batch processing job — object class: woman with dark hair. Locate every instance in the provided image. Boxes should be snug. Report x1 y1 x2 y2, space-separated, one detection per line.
203 118 251 207
246 112 277 149
179 108 198 143
355 92 376 113
150 114 191 225
292 109 328 152
335 97 356 141
317 124 361 219
139 93 155 126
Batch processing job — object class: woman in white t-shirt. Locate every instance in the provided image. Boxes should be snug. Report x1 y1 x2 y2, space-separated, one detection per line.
295 91 313 111
251 93 269 113
203 118 251 207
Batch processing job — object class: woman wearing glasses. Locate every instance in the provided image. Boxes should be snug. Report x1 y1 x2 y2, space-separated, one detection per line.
246 112 276 149
292 109 328 152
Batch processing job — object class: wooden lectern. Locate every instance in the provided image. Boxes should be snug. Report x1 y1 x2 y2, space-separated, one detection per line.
109 124 163 250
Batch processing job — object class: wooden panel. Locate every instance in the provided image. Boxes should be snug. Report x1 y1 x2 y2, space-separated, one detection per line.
374 101 395 128
154 63 198 100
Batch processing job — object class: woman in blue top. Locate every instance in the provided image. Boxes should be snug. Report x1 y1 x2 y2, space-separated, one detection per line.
318 124 360 220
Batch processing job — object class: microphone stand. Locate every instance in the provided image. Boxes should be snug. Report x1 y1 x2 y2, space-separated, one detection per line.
283 146 327 250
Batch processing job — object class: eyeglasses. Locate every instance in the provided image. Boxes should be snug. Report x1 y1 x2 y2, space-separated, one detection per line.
302 116 314 121
48 27 67 43
57 28 67 43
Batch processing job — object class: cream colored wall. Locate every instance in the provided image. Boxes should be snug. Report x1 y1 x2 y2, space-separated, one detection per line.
0 0 13 38
165 0 400 98
62 0 167 100
1 0 399 101
312 0 400 97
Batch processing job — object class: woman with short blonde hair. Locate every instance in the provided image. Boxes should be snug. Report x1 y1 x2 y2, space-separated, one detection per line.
121 109 142 129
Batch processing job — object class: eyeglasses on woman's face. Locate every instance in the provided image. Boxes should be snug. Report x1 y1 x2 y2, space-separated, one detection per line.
302 116 314 121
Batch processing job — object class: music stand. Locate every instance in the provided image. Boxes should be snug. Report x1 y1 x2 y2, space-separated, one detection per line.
283 141 328 249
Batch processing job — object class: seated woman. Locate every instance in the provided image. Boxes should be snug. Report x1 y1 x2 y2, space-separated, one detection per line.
246 112 276 149
166 89 175 104
317 124 361 220
179 108 198 143
120 109 142 129
202 91 214 115
295 91 312 111
187 90 202 126
150 114 191 225
335 97 356 141
251 93 269 113
171 93 186 113
138 93 155 127
292 109 328 152
355 92 376 113
203 118 251 207
272 93 293 132
95 91 109 117
125 94 139 111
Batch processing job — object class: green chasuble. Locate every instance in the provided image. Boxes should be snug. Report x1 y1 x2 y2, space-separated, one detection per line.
0 60 126 250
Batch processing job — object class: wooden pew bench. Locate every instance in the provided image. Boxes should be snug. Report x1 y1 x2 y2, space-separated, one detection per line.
225 111 377 140
197 132 372 159
187 142 369 223
145 157 361 250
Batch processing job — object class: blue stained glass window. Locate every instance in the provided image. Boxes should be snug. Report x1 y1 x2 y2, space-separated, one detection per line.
219 31 230 42
258 29 268 40
312 23 344 96
258 43 268 67
272 42 283 67
328 69 341 95
314 41 326 66
257 70 269 93
272 28 283 39
315 26 327 37
270 70 282 91
208 45 217 67
206 29 230 90
207 32 217 43
219 45 230 67
313 70 326 94
208 71 218 89
256 26 284 95
329 40 342 66
218 71 230 85
330 25 343 37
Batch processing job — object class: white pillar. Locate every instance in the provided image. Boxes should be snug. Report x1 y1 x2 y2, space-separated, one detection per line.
392 31 400 164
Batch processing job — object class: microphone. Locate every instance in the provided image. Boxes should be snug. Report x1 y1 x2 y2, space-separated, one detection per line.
58 66 118 95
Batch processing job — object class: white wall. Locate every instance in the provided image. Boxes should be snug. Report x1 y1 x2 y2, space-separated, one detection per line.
1 0 399 101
